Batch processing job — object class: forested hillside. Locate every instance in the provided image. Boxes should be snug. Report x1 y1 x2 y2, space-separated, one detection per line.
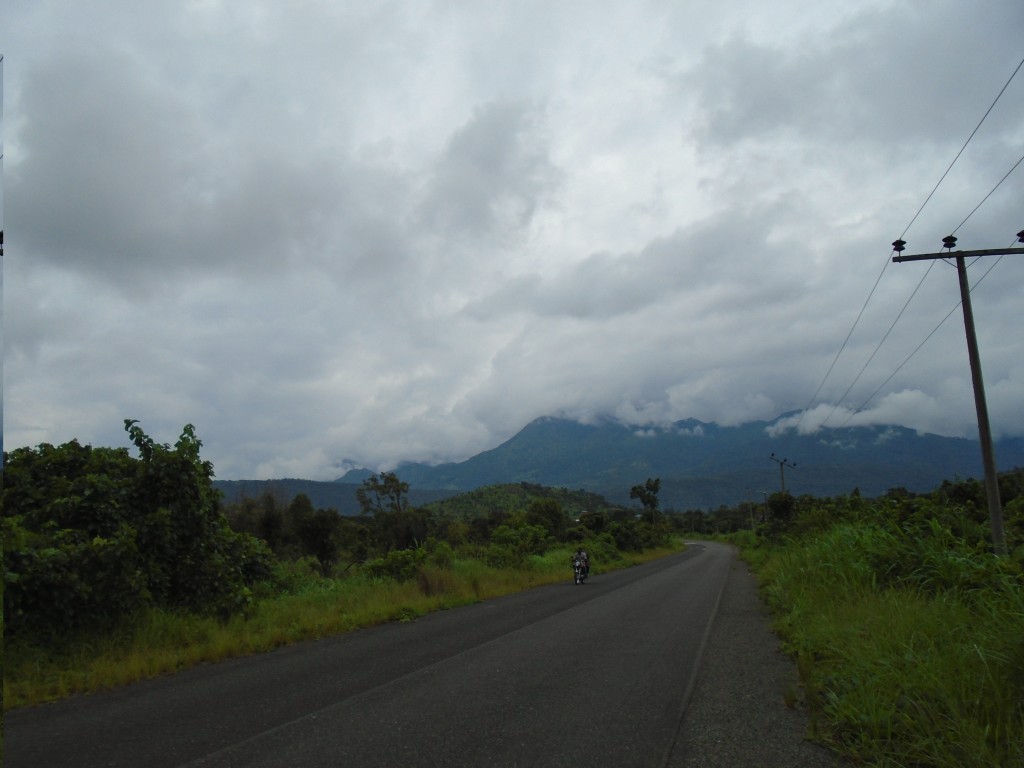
336 416 1024 509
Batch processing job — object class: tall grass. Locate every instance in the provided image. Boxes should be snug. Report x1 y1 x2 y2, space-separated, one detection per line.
4 543 679 710
744 521 1024 768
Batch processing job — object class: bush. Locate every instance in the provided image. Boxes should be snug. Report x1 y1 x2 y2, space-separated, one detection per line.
2 421 273 638
2 521 149 637
363 547 427 581
754 502 1024 768
763 491 797 539
607 519 670 551
485 524 550 567
426 538 455 569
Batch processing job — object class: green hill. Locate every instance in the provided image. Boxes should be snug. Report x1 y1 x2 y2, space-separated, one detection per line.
422 482 623 519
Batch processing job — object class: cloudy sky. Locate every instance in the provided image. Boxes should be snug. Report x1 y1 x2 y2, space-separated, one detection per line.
3 1 1023 480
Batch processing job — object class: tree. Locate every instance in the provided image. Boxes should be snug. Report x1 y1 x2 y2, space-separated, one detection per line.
356 472 410 517
630 477 661 523
296 508 343 575
525 498 568 539
763 491 796 539
356 472 431 552
257 493 286 552
3 421 272 638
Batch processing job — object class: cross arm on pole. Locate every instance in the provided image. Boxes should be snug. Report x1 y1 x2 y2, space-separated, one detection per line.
893 247 1024 263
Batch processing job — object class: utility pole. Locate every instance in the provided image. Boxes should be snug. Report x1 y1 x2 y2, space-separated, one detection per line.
768 453 796 493
892 232 1024 556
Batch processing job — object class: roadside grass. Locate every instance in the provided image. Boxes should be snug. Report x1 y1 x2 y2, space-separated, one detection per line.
738 523 1024 768
3 542 681 710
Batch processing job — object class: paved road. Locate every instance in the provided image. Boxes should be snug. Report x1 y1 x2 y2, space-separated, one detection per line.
6 543 733 768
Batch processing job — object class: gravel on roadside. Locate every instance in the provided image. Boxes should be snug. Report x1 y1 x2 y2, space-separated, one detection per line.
666 546 847 767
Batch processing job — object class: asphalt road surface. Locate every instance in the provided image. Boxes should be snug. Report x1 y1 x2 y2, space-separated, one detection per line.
7 543 736 768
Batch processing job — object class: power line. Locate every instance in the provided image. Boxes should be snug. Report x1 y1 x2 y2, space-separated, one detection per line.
791 55 1024 436
837 235 1017 428
951 151 1024 235
837 302 962 429
901 56 1024 240
791 258 886 433
823 147 1024 426
819 259 939 428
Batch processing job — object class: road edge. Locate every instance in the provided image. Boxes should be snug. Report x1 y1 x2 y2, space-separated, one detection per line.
666 544 846 767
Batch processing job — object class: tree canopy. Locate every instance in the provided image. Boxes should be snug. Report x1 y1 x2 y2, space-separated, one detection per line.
3 421 272 638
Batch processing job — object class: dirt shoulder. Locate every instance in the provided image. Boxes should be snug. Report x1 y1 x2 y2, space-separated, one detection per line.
668 547 847 767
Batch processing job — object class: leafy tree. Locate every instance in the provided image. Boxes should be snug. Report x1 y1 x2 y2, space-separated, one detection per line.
525 498 568 539
607 518 668 551
468 509 512 543
356 472 410 517
578 510 608 533
3 420 272 638
257 493 287 553
762 491 797 539
357 472 433 552
295 508 343 575
287 493 315 529
630 477 661 523
485 524 550 567
335 517 371 564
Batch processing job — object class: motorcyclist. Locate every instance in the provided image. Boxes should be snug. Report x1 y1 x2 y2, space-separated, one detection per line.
572 546 590 578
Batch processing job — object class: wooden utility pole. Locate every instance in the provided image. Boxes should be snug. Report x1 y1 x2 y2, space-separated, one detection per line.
892 234 1024 555
768 453 796 493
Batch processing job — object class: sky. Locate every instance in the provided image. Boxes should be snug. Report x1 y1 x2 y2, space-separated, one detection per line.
3 1 1023 481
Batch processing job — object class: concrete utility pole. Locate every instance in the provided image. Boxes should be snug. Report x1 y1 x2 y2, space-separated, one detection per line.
768 453 796 493
892 233 1024 556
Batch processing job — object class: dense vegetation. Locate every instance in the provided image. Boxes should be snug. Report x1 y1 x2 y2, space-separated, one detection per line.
7 420 1023 767
2 422 674 710
3 421 272 640
730 470 1024 768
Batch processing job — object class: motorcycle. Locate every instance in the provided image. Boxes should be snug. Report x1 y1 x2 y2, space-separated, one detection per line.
573 558 587 585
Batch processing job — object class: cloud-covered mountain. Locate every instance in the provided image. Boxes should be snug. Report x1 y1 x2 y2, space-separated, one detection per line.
329 415 1024 511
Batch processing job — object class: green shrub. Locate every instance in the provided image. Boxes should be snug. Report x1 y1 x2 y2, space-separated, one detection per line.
363 547 427 581
607 519 671 551
485 524 550 567
750 496 1024 767
2 421 272 639
426 538 455 569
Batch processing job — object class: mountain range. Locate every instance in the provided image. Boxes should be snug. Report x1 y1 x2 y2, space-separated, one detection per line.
213 414 1024 513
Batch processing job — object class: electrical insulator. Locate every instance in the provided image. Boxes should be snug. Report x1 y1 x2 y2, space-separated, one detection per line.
891 239 906 253
942 235 957 250
1017 230 1024 243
